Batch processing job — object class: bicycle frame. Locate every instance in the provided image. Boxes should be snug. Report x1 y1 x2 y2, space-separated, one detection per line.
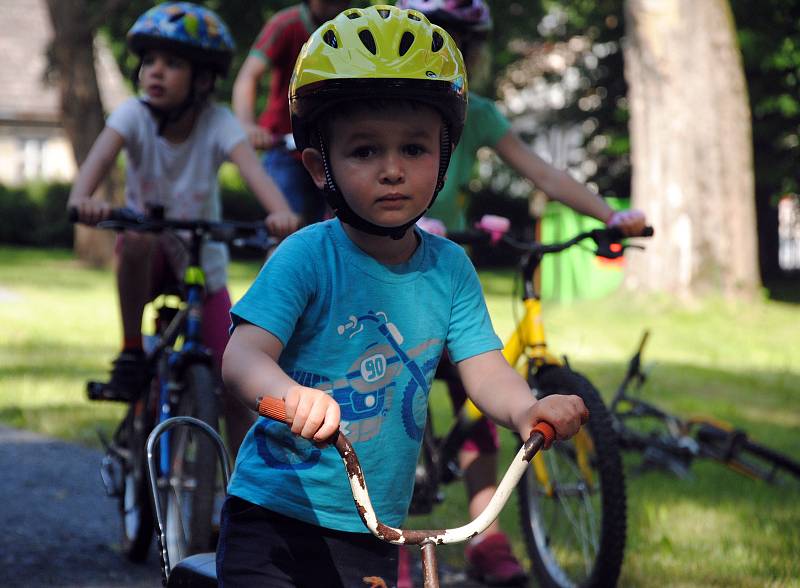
147 234 215 476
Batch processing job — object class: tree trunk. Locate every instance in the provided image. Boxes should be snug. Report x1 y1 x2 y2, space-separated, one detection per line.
623 0 759 298
45 0 116 267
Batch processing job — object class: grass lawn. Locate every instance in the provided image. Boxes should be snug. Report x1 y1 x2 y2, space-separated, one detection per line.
1 246 798 586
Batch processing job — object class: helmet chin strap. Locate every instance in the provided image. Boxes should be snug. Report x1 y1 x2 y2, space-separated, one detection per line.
317 127 451 240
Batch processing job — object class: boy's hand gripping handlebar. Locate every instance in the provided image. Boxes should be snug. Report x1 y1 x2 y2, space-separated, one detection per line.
255 396 555 546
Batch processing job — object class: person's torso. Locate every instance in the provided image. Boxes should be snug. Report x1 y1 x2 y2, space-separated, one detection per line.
113 99 236 220
253 4 316 134
228 220 500 532
427 93 512 231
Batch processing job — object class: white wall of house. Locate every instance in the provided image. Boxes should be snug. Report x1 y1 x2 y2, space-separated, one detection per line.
0 0 128 187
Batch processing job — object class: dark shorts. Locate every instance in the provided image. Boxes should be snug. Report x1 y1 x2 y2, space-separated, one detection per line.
216 496 399 588
263 148 327 224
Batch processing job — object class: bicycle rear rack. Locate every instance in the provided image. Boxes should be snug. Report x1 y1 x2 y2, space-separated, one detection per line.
146 416 232 587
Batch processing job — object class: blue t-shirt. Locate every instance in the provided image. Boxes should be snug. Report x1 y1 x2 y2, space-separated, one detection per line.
228 220 502 532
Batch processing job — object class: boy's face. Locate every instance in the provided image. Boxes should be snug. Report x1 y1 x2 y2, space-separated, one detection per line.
316 104 443 231
139 50 193 109
308 0 351 25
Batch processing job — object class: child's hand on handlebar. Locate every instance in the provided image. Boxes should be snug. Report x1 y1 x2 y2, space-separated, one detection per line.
245 123 275 151
70 198 112 225
607 209 647 237
284 385 341 444
265 210 301 238
515 394 589 448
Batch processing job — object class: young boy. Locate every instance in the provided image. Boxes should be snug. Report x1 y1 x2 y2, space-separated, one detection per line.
232 0 351 224
399 1 647 583
68 3 299 456
217 6 588 586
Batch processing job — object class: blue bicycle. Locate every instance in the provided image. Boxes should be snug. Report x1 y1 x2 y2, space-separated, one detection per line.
71 206 274 564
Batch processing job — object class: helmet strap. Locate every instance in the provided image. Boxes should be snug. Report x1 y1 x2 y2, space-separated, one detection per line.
316 126 452 240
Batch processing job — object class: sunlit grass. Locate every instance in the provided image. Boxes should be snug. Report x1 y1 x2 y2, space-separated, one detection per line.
1 246 798 585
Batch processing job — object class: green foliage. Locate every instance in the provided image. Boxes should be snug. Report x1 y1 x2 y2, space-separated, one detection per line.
731 0 800 201
0 183 72 247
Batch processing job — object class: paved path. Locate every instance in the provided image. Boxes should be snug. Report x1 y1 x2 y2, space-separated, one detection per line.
0 425 161 587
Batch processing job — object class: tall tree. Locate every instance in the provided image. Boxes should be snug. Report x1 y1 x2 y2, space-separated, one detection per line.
45 0 125 266
623 0 759 298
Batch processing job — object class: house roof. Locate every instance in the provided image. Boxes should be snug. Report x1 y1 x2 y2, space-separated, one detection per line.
0 0 129 125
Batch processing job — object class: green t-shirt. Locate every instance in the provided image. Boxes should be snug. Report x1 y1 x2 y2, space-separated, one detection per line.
427 92 512 231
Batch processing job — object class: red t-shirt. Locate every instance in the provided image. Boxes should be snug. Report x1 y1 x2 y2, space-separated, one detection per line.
250 3 316 135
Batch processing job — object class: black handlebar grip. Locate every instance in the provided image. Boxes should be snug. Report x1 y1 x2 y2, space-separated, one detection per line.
642 226 655 237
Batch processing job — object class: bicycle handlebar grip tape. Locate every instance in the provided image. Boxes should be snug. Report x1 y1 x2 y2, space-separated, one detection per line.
257 396 288 423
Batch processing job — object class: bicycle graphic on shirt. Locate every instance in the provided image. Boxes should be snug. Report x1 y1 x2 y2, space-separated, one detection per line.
337 310 440 443
257 310 440 468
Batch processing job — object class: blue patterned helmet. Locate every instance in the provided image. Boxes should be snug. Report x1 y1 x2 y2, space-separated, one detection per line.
127 2 235 75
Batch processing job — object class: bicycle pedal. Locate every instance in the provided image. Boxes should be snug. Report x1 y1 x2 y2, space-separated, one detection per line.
99 454 123 497
87 381 132 402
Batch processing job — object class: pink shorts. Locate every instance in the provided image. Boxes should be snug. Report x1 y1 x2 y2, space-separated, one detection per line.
118 233 231 370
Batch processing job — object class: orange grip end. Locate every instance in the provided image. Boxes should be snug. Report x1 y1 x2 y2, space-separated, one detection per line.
532 421 556 446
257 396 288 423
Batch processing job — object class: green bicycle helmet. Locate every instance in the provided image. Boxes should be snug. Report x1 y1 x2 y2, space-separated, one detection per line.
289 4 468 238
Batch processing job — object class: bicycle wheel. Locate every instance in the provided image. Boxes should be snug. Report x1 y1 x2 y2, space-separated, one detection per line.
518 365 627 588
117 396 155 562
694 422 800 484
164 363 220 562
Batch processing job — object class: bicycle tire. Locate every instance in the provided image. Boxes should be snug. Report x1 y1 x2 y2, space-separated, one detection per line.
164 363 220 562
118 396 155 562
694 422 800 484
518 365 627 588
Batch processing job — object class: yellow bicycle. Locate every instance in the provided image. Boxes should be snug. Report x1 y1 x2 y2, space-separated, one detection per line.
410 216 652 588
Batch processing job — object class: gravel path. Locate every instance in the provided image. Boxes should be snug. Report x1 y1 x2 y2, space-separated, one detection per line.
0 425 161 587
0 425 499 587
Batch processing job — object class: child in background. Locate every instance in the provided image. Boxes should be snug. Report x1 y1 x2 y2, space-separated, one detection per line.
397 0 647 584
68 2 300 456
217 6 588 586
232 0 351 225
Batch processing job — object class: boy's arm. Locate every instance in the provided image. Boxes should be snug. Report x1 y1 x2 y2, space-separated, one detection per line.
228 141 300 237
493 131 647 236
67 126 125 224
232 55 274 150
456 349 588 443
223 323 340 441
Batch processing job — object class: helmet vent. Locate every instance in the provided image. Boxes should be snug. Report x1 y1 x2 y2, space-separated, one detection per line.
345 10 361 19
431 31 444 52
358 30 377 54
323 29 339 48
378 8 391 19
168 11 186 23
407 12 421 22
398 32 415 56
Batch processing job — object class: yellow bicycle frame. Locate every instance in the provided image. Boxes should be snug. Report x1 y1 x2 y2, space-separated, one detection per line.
459 297 595 495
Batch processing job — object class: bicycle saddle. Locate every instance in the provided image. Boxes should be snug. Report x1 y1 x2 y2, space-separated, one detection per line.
167 552 217 587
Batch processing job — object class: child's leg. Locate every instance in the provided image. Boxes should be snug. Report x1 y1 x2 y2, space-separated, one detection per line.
201 287 255 459
217 496 398 587
438 355 526 583
437 356 501 530
116 231 157 349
